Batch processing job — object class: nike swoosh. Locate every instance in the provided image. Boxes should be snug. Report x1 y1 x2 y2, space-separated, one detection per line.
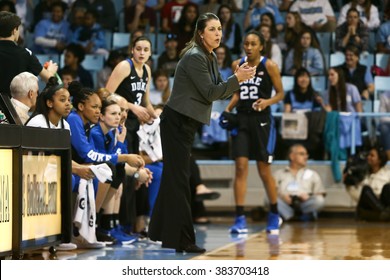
260 122 267 127
130 76 136 79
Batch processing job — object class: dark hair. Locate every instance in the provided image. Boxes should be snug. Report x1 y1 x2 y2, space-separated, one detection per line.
215 43 232 69
260 12 278 39
65 43 85 64
345 43 360 57
68 81 96 110
0 1 16 14
101 98 119 115
26 76 65 127
329 67 347 112
217 4 234 43
292 67 317 102
60 68 77 78
370 146 388 168
176 3 199 34
85 8 98 19
0 11 21 37
346 7 360 18
50 1 67 13
180 12 220 58
132 35 152 50
257 24 272 57
244 30 265 48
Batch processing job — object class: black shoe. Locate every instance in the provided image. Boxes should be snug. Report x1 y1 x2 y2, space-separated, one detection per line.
176 244 206 253
96 229 117 245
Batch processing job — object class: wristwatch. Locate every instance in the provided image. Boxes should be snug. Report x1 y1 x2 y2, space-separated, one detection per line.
133 170 140 179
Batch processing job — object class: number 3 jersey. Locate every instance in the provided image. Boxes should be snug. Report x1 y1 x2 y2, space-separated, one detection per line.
236 56 273 114
116 58 149 118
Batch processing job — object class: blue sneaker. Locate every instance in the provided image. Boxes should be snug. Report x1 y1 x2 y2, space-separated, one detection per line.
266 212 282 235
229 215 248 234
109 227 138 245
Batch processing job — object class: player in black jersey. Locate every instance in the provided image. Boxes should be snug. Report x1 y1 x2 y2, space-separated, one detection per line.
106 36 157 237
224 30 284 235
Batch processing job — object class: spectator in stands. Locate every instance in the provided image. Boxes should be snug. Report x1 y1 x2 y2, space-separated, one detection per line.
324 67 362 113
60 68 77 89
217 4 242 55
172 2 199 54
215 43 233 81
258 24 282 72
142 0 165 11
149 69 171 105
244 0 284 32
160 0 192 33
68 6 86 32
199 0 220 15
125 0 157 33
376 17 390 54
337 0 380 31
33 1 71 54
335 7 369 53
59 43 94 88
289 0 336 32
0 11 58 96
344 146 390 221
71 9 109 57
97 50 126 88
379 91 390 160
273 144 326 221
284 11 319 53
157 33 179 77
224 30 284 235
31 0 62 32
284 67 325 113
284 31 325 76
9 72 38 124
260 12 278 41
72 0 116 31
336 44 374 100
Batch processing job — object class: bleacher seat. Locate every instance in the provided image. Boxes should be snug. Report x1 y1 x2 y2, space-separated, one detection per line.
155 33 166 55
359 52 374 69
104 30 113 50
112 32 130 49
374 76 390 100
330 52 345 67
281 76 294 92
311 76 327 92
375 53 390 70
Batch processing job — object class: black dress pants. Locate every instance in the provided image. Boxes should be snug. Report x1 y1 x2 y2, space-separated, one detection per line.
149 106 201 249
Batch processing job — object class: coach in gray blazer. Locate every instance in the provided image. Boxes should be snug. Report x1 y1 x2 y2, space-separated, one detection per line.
149 13 256 253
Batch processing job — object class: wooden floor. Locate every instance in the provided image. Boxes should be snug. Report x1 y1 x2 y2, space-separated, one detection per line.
21 217 390 260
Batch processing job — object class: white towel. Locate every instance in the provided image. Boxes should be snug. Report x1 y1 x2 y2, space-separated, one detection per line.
89 163 113 183
137 118 162 162
73 179 97 243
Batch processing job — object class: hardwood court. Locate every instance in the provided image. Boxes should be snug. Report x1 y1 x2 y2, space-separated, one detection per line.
22 217 390 260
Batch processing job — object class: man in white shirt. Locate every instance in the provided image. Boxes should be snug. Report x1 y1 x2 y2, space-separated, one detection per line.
273 144 326 221
10 72 39 124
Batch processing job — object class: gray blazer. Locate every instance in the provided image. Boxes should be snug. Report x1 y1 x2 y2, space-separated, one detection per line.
166 45 240 124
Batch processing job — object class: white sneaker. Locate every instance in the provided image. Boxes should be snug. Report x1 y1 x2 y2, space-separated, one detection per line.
72 235 106 249
56 242 77 251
